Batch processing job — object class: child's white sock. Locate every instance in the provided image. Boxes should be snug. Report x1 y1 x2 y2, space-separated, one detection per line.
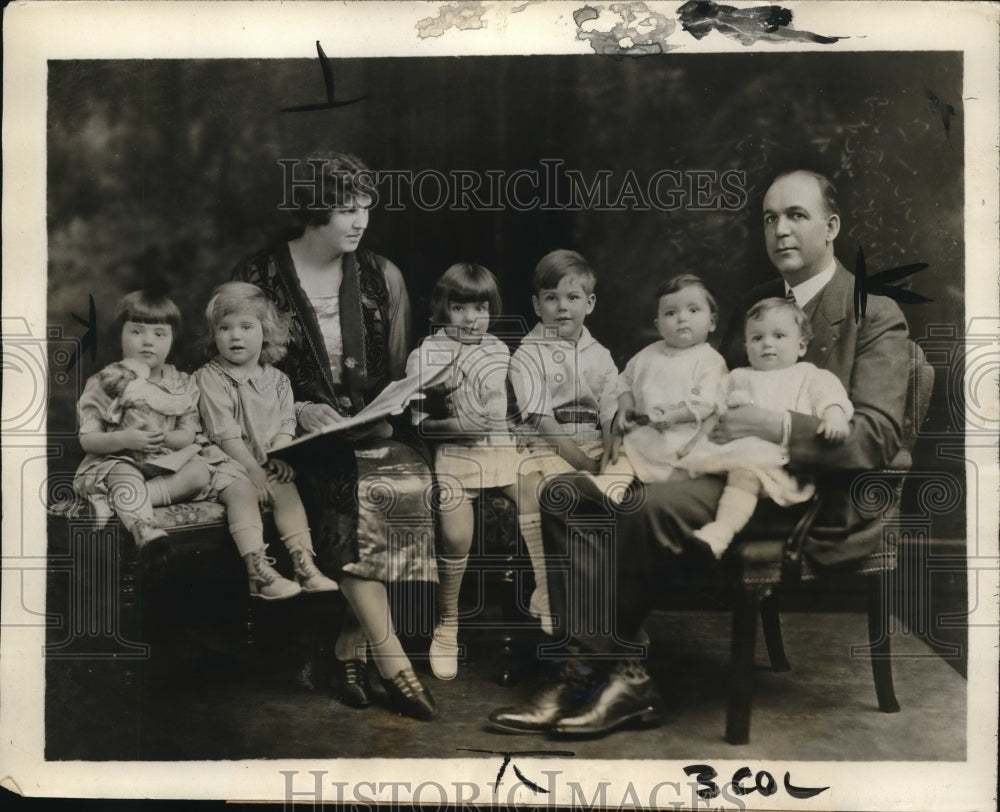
431 555 467 680
110 481 165 547
694 485 758 559
435 555 468 634
518 512 554 634
145 477 170 508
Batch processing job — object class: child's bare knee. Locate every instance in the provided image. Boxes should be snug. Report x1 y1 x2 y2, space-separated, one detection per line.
221 478 256 506
189 460 212 489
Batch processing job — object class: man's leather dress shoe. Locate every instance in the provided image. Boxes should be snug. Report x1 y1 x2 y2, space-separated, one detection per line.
550 661 663 737
486 660 598 734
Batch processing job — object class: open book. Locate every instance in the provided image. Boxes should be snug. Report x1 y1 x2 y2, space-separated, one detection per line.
267 363 449 459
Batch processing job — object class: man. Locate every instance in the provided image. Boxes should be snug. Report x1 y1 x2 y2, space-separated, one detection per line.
487 169 910 737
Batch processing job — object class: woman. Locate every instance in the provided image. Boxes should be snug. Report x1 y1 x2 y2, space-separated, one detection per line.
232 151 437 720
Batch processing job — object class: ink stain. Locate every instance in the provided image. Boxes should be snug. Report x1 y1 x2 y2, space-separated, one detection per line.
676 0 844 46
853 245 931 323
67 294 98 373
924 85 958 140
573 6 601 26
281 41 366 112
574 2 679 55
417 1 490 38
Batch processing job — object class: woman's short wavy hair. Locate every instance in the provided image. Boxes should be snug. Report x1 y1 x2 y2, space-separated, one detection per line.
204 281 291 365
289 151 375 229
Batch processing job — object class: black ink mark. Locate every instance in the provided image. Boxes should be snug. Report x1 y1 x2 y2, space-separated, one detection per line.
512 763 548 793
683 764 720 799
784 771 830 799
457 748 574 794
677 0 844 46
924 84 958 141
684 764 828 799
281 41 366 113
67 294 97 373
495 754 512 786
853 245 932 322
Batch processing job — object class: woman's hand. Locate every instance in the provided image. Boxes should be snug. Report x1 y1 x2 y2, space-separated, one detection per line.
121 428 166 453
350 419 394 444
298 403 345 433
266 457 296 484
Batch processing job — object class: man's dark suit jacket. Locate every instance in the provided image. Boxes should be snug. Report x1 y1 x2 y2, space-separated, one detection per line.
724 261 910 565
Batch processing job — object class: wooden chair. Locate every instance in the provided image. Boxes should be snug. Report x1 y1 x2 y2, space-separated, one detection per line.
723 339 934 744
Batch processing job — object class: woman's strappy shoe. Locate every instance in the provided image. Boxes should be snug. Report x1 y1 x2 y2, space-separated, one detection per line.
330 658 373 708
380 668 437 721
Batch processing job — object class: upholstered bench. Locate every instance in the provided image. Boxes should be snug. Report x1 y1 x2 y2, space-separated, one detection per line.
46 472 528 687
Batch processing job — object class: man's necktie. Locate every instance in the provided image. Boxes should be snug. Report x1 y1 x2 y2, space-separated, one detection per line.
785 288 797 305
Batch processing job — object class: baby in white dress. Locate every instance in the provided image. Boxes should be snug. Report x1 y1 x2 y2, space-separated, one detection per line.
679 297 853 557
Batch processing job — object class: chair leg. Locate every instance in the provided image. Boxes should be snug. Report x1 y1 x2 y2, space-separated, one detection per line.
726 588 762 745
866 575 900 713
760 600 790 672
495 567 522 687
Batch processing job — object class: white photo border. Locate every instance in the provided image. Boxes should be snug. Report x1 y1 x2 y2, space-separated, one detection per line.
2 1 998 809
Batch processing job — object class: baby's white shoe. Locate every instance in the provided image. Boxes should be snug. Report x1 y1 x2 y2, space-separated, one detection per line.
693 522 734 560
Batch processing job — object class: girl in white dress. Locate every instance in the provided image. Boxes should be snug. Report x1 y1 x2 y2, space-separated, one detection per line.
406 263 521 680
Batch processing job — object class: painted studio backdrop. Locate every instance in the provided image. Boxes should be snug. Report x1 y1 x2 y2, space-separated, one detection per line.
48 52 964 519
44 52 967 760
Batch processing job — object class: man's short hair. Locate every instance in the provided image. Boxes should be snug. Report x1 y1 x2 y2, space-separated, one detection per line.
771 169 840 218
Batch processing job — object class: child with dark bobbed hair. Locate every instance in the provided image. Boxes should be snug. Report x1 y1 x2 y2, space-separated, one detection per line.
73 291 250 550
406 262 520 681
